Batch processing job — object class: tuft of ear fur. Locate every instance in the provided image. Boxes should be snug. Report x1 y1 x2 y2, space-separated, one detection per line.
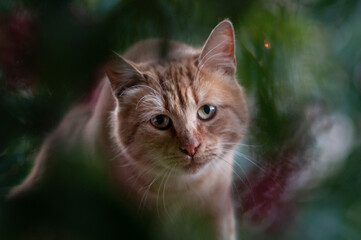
106 54 144 96
199 19 236 76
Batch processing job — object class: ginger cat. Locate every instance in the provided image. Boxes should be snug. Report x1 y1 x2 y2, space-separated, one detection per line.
10 20 248 240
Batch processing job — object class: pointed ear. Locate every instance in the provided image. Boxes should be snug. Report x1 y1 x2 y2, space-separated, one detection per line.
199 20 236 75
106 54 144 96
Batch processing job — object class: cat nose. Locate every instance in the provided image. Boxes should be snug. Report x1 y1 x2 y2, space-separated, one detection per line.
180 143 200 157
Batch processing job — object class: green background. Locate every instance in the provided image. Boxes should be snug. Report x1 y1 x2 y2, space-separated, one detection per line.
1 0 360 239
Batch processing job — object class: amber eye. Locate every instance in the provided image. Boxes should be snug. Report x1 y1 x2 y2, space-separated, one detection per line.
151 115 171 130
197 105 216 120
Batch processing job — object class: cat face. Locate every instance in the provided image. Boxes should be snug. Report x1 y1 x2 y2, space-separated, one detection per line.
107 20 248 175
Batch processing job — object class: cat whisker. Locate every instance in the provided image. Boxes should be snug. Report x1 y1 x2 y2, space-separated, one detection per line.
135 156 176 207
162 167 175 219
124 155 170 185
220 142 260 148
117 160 133 169
110 146 129 162
164 158 182 167
138 168 166 213
222 148 265 172
126 162 155 184
116 156 136 169
134 163 159 183
239 143 260 148
212 156 249 206
226 156 253 192
210 160 241 205
156 166 171 217
217 155 257 209
217 156 246 184
219 142 240 146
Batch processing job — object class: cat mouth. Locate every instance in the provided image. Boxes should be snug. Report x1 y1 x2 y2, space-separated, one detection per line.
183 160 208 173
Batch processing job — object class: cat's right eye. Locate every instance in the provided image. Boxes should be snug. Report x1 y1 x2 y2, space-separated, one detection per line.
150 115 171 130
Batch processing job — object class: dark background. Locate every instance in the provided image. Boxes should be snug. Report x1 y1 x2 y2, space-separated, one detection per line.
0 0 360 239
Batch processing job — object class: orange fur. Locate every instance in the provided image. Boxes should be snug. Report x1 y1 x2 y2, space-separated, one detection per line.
10 20 248 240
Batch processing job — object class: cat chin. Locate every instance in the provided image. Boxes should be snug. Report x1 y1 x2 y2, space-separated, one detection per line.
182 158 212 174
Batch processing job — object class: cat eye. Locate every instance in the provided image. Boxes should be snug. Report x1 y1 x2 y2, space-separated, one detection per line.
198 105 216 121
150 115 171 130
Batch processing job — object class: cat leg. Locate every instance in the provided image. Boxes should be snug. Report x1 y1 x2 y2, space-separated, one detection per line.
206 193 237 240
214 205 236 240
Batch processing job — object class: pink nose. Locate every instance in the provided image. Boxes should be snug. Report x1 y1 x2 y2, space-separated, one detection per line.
180 143 200 157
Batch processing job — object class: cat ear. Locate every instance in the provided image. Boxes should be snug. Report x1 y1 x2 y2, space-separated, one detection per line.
106 54 144 95
199 20 236 75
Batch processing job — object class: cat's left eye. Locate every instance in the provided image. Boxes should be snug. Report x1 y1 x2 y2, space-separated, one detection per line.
150 115 171 130
198 105 216 121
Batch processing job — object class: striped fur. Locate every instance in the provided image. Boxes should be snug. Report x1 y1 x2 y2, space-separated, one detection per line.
10 20 248 240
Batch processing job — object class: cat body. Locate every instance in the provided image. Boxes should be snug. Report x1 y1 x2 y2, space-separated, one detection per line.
10 20 248 240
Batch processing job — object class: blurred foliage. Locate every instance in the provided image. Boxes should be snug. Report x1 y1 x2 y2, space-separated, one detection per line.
0 0 361 239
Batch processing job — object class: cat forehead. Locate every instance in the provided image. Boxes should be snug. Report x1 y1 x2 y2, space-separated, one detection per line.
130 58 238 117
146 72 230 111
162 71 197 113
142 58 197 80
143 61 198 101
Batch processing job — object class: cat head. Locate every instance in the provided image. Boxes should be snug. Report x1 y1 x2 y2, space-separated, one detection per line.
106 20 248 175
